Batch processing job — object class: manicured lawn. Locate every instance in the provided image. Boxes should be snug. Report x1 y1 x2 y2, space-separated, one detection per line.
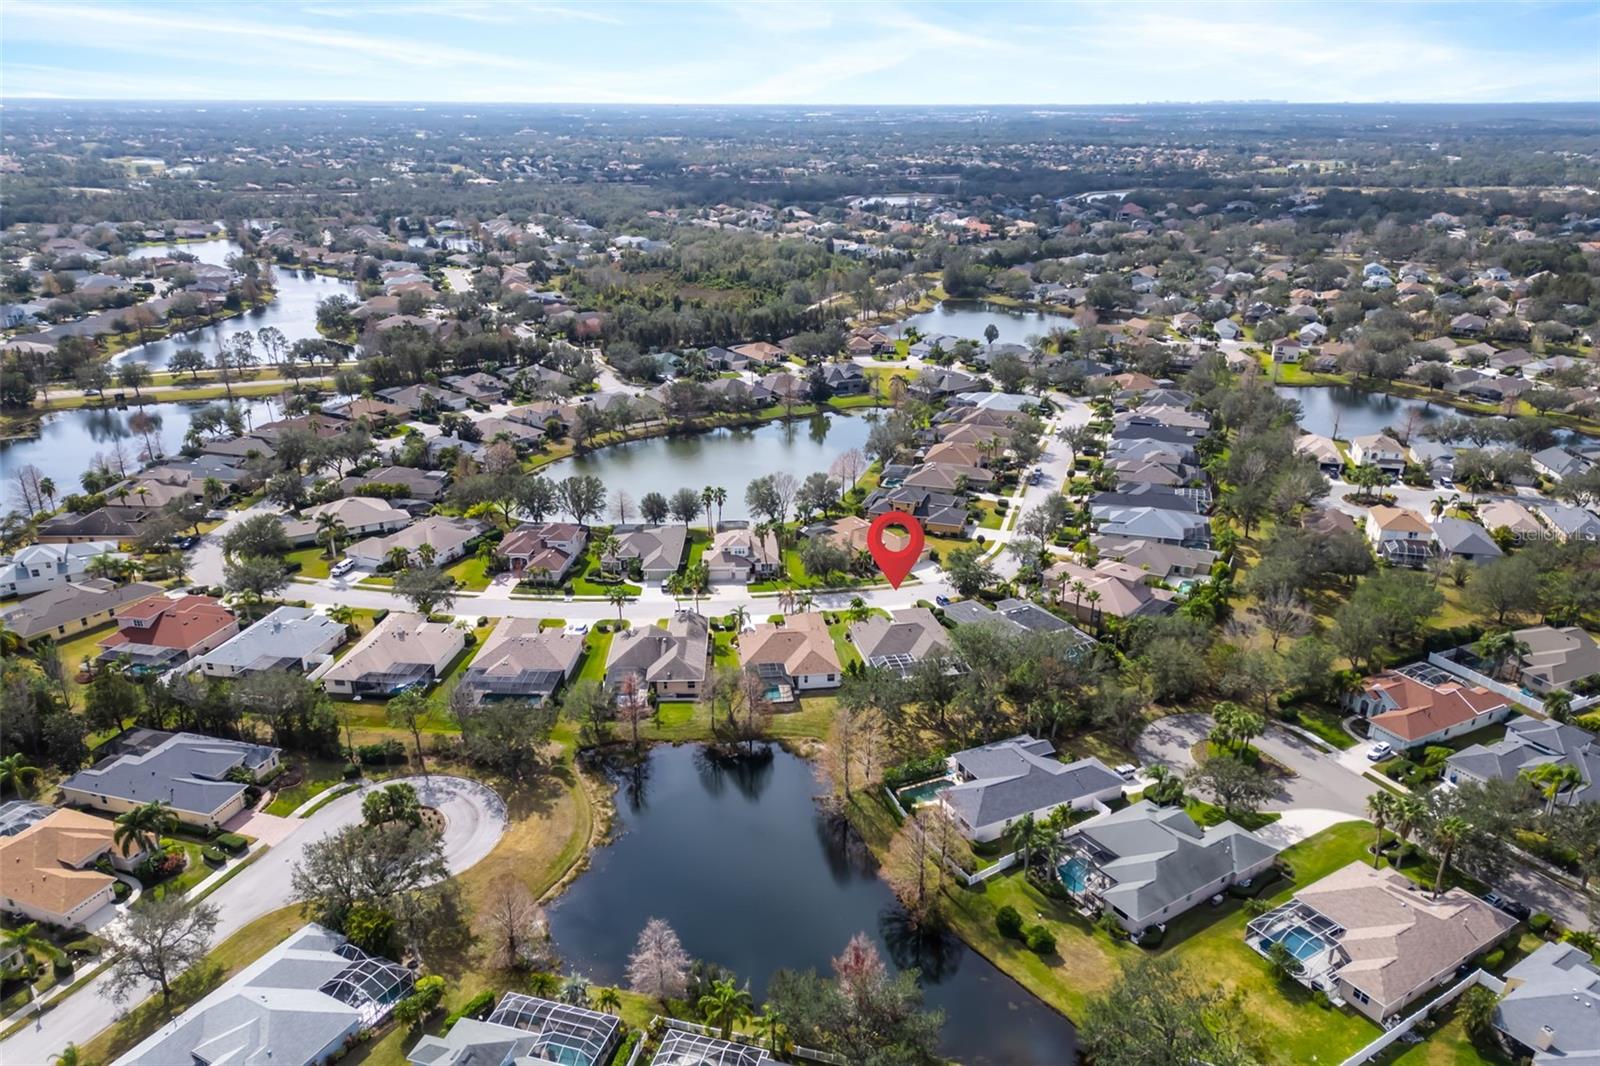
263 757 348 816
977 500 1006 530
1292 703 1359 750
443 554 491 591
56 622 118 676
1385 1011 1509 1065
575 630 615 684
824 615 862 669
285 545 334 579
141 839 212 902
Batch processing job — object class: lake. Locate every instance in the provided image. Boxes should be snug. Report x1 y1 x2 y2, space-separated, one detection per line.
1275 385 1442 440
543 413 874 521
891 301 1077 347
547 745 1079 1065
118 238 357 369
0 398 281 491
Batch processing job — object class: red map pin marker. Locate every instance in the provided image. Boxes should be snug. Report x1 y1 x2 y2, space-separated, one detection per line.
867 511 925 590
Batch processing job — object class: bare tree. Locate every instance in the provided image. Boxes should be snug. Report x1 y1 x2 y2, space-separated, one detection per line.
770 472 799 528
107 896 219 1010
829 447 865 492
626 917 691 1004
613 490 634 526
10 464 44 515
479 874 554 971
1250 585 1310 651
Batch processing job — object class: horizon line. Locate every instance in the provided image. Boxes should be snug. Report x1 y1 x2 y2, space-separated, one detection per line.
3 97 1599 108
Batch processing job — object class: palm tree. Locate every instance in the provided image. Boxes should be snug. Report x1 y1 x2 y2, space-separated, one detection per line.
1007 813 1055 876
729 604 750 633
684 562 710 613
665 573 685 608
38 478 56 511
755 1004 786 1053
527 971 561 998
54 1043 83 1066
590 985 622 1014
1456 983 1500 1042
416 543 438 569
1 922 63 975
113 800 176 857
712 486 727 530
1084 589 1102 630
0 618 25 658
1431 815 1470 898
1391 794 1425 868
559 973 591 1006
1474 630 1531 680
1522 762 1584 817
316 513 349 560
847 595 869 623
385 545 411 572
607 586 629 623
797 591 814 614
0 753 41 797
596 534 621 574
1543 688 1574 723
698 978 753 1039
1366 791 1396 867
701 486 716 536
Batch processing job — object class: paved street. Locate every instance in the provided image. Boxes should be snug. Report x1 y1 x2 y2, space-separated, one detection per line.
0 776 505 1064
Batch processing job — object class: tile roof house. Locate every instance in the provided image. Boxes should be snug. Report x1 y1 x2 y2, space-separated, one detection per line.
1094 505 1210 547
1247 863 1515 1024
314 613 466 698
114 923 413 1066
738 613 842 699
1365 506 1435 567
0 541 122 598
848 608 953 675
1348 433 1408 474
338 465 450 505
1513 625 1600 694
194 606 347 679
3 579 163 642
1295 433 1345 473
496 522 586 583
61 729 281 830
1348 670 1511 751
97 594 238 672
1045 559 1178 621
0 808 146 928
1091 537 1219 581
406 993 623 1066
1446 716 1598 807
704 527 782 584
937 735 1124 842
604 525 687 581
346 516 486 569
1477 499 1545 541
1493 942 1600 1064
461 619 585 705
605 611 711 701
1061 800 1280 936
281 497 413 547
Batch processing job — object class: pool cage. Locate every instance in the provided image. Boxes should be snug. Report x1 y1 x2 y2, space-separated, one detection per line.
1245 900 1347 997
485 993 623 1066
1056 837 1116 907
318 942 414 1025
650 1029 776 1066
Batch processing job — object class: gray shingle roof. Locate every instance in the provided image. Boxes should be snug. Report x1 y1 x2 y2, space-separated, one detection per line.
194 606 346 674
941 735 1122 830
62 731 279 819
1495 942 1600 1063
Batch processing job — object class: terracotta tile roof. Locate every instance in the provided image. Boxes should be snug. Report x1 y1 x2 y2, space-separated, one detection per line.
1365 674 1506 741
0 809 130 920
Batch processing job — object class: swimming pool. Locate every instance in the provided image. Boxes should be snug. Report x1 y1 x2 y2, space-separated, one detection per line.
896 776 954 808
1059 856 1090 894
1262 924 1327 962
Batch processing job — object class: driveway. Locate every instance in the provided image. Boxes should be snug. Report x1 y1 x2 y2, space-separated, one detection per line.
0 775 505 1064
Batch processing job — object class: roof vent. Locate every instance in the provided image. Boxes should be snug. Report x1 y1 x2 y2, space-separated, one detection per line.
1536 1025 1556 1051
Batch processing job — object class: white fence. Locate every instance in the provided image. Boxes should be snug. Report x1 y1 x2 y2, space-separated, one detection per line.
1338 969 1507 1066
1426 651 1600 717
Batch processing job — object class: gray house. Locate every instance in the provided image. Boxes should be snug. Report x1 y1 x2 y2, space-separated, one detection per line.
1446 717 1598 807
61 730 281 830
407 993 622 1066
1059 800 1280 937
937 735 1124 842
1494 942 1600 1064
1430 517 1503 562
194 606 348 679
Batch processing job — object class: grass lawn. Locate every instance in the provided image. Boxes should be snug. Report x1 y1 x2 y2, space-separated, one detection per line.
141 839 212 903
284 545 334 579
825 615 863 669
55 622 118 677
442 554 491 591
75 906 304 1064
263 757 349 816
1384 1011 1510 1065
976 500 1006 530
1292 703 1359 750
575 630 615 684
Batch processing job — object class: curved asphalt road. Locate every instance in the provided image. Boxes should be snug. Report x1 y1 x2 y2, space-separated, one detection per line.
0 775 506 1065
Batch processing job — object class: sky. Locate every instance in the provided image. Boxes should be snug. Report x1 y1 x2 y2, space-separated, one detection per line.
2 0 1598 106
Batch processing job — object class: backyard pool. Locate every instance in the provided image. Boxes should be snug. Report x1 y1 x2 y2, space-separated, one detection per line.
896 775 955 808
1058 856 1090 894
1261 925 1327 962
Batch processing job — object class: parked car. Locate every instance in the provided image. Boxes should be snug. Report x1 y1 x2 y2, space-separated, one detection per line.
935 595 950 607
1483 892 1531 921
1366 741 1393 762
1114 763 1138 779
330 558 357 577
170 534 199 549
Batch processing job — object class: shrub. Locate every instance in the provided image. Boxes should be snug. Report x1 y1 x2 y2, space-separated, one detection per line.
442 989 498 1033
1025 925 1057 955
995 905 1024 940
214 833 248 854
1312 989 1331 1009
1530 912 1554 935
1481 949 1506 971
358 739 407 766
201 846 226 865
52 957 74 978
342 762 361 779
112 880 131 902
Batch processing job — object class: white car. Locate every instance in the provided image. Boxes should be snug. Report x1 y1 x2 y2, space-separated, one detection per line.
1366 741 1393 762
1114 763 1139 779
330 558 357 578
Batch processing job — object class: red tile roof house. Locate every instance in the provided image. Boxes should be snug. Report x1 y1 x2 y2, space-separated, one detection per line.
495 522 587 583
97 594 239 673
1346 670 1512 751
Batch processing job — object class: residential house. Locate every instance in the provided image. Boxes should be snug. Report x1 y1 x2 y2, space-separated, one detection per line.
936 735 1124 842
1091 537 1219 582
1246 863 1515 1024
443 372 506 405
729 341 785 366
378 383 470 413
1446 716 1598 807
1492 942 1600 1064
738 613 842 700
406 993 623 1066
1059 800 1280 937
1531 446 1591 481
194 606 347 679
61 729 281 830
496 522 586 583
1513 625 1600 694
314 613 466 698
346 516 486 569
1214 319 1243 341
281 497 412 547
113 924 413 1066
0 808 146 928
605 525 688 582
96 593 238 672
0 542 122 598
848 607 953 676
3 579 163 642
1347 669 1511 751
460 619 586 705
1528 500 1600 543
1095 505 1210 548
1271 338 1302 363
34 505 156 544
901 462 993 493
1430 517 1503 562
944 596 1101 644
704 527 783 584
338 465 450 506
1477 499 1545 542
1045 559 1178 621
822 363 868 395
1295 433 1344 474
604 611 711 701
1364 506 1435 567
863 487 968 535
1348 434 1407 475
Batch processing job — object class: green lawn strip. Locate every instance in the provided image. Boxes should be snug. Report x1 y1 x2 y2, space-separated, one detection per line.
1183 797 1281 832
442 554 491 591
55 622 119 677
575 630 615 684
284 545 334 579
189 846 270 903
824 615 862 670
263 757 348 815
1290 703 1359 750
299 782 362 818
1382 1004 1511 1065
